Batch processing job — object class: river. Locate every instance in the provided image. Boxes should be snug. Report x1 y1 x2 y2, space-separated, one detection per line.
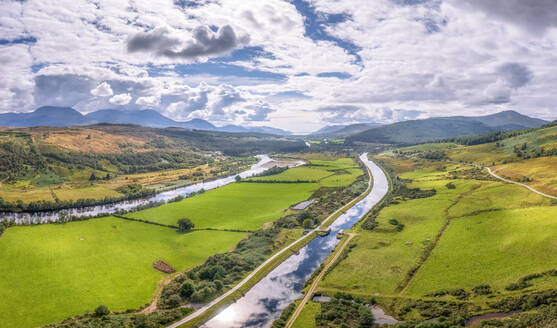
0 155 276 225
201 153 389 328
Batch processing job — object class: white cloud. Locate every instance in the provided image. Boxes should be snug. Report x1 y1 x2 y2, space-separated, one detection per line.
109 93 132 105
90 82 113 97
0 0 556 131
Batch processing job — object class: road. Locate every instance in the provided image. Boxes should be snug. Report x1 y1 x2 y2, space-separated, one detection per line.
166 154 375 328
486 167 557 200
285 233 356 328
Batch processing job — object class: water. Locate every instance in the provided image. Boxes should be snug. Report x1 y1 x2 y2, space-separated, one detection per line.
202 154 389 328
1 155 276 225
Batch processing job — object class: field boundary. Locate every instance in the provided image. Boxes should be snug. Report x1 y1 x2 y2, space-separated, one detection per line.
397 183 481 293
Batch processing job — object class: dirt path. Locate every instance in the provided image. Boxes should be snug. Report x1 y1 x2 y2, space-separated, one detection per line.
142 275 174 314
487 167 557 200
285 233 356 328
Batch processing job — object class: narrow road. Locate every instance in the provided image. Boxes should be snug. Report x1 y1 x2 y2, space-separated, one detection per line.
166 155 374 328
486 167 557 200
285 233 356 328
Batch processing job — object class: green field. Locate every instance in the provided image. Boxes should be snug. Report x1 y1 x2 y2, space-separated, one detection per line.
127 182 319 229
292 301 320 328
249 157 362 188
405 207 557 295
0 217 246 328
319 153 557 320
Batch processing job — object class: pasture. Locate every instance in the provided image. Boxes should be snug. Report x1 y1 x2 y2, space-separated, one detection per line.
127 182 319 230
319 154 556 309
405 206 557 295
0 217 246 328
249 157 362 188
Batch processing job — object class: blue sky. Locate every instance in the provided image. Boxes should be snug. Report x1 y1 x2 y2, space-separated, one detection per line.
1 0 556 132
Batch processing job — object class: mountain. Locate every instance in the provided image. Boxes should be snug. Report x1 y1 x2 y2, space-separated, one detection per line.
0 106 290 135
85 109 178 128
0 106 86 127
218 124 291 135
444 110 548 130
312 123 382 136
347 118 496 145
346 110 548 145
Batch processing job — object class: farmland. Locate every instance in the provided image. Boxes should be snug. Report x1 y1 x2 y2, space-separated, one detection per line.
314 149 557 324
0 155 363 328
127 182 319 230
0 217 247 328
249 157 363 188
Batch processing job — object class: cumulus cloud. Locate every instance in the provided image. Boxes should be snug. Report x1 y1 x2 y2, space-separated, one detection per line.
497 63 532 89
127 25 249 60
450 0 557 34
135 95 160 107
109 93 132 105
90 82 113 97
318 105 425 123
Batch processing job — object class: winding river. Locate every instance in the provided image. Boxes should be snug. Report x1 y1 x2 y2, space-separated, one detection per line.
201 154 389 328
0 155 276 225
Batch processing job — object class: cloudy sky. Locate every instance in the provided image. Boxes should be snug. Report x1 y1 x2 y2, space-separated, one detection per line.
1 0 556 133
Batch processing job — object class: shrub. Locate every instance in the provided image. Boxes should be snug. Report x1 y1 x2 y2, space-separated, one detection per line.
177 218 195 232
94 305 110 316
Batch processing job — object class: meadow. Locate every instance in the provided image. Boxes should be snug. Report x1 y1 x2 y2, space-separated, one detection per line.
0 156 361 328
292 301 320 328
127 182 319 230
0 217 246 328
318 153 557 321
492 156 557 195
249 157 362 188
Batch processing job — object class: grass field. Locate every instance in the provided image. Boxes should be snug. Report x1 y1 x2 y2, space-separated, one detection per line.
404 207 557 295
319 153 557 316
292 300 320 328
127 182 319 230
0 217 246 328
249 157 362 188
492 156 557 195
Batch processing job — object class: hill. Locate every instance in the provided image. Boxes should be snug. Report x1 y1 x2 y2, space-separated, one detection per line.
347 118 494 144
347 111 548 145
0 106 291 135
312 123 382 136
449 110 548 130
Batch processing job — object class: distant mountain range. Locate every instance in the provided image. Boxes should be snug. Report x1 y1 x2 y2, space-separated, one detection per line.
346 110 548 145
312 123 383 136
0 106 292 135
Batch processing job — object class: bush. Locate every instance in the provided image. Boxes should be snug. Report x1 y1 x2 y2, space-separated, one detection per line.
179 282 194 298
177 218 195 232
94 305 110 316
472 284 492 295
445 182 456 189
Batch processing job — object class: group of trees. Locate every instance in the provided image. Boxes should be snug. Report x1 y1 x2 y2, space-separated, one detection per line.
314 293 374 328
158 226 282 308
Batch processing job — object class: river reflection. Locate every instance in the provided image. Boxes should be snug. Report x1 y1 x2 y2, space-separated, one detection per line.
1 155 276 225
202 153 389 328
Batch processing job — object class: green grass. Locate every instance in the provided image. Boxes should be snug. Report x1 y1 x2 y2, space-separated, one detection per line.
127 182 318 230
292 300 320 328
249 157 362 188
320 156 556 300
320 178 476 295
250 166 333 182
404 207 557 295
0 217 246 328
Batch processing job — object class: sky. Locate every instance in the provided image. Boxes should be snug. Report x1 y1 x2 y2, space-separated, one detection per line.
1 0 556 133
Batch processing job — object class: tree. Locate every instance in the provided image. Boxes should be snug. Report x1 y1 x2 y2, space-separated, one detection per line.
94 304 110 316
179 282 195 298
177 218 195 232
89 172 97 181
235 175 242 182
